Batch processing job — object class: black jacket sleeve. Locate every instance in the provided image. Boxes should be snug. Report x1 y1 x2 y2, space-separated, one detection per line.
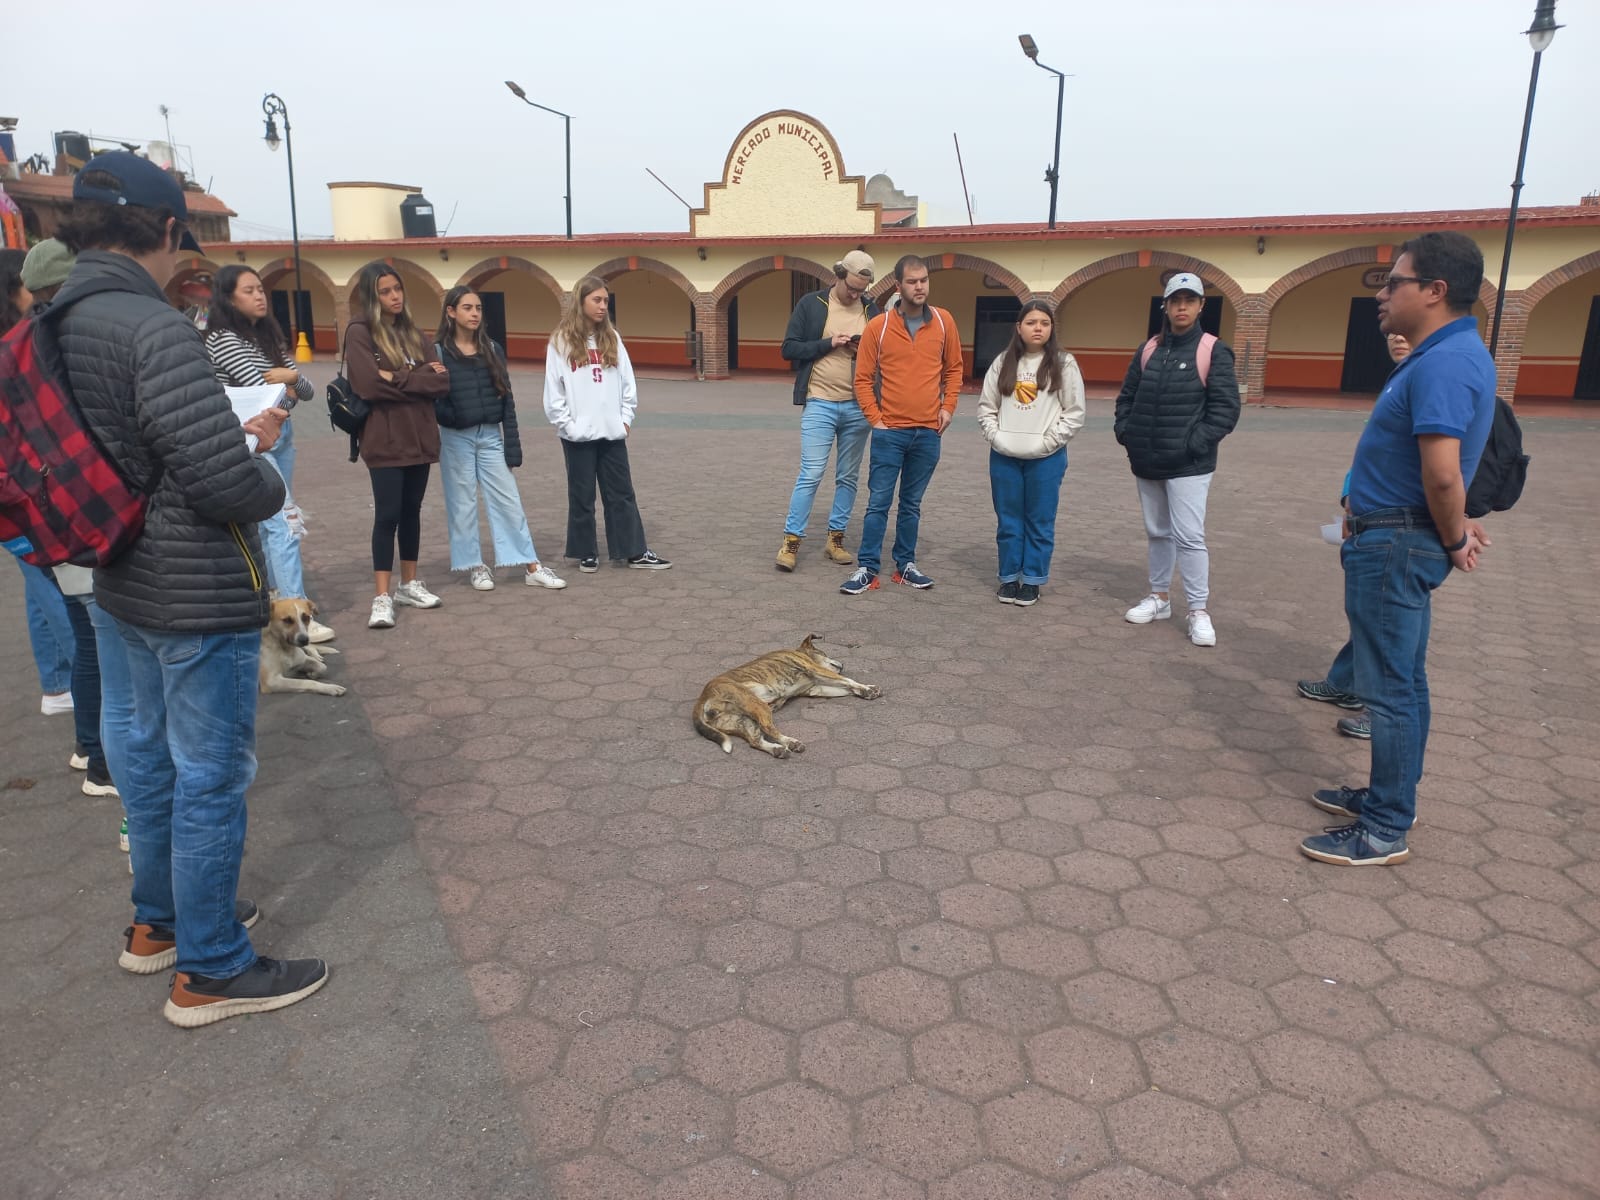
1112 351 1144 445
500 348 523 468
1191 342 1241 454
781 296 830 364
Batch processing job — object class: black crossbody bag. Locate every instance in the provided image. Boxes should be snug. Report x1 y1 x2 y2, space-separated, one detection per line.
325 332 370 461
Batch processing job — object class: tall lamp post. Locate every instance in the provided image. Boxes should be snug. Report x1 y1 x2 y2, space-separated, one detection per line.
1018 34 1066 230
261 92 311 363
504 81 572 239
1489 0 1562 358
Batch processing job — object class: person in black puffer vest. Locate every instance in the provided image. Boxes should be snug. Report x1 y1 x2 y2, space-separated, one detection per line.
1113 272 1241 647
434 286 566 593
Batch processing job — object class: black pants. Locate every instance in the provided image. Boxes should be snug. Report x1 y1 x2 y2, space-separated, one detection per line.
561 438 646 561
369 464 431 571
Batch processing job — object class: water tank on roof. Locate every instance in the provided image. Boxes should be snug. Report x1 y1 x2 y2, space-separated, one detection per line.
400 192 436 238
55 130 91 165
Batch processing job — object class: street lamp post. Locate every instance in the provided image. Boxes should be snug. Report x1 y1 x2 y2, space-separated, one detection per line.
505 81 572 239
1489 0 1562 358
1018 34 1067 230
261 92 311 363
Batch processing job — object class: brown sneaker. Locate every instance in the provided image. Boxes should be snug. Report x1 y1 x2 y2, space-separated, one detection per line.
118 900 260 975
775 534 802 572
823 530 854 565
164 956 328 1028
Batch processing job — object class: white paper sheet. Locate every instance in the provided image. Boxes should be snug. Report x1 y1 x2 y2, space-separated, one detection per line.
225 384 286 453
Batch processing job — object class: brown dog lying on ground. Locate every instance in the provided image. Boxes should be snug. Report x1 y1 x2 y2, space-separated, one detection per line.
260 599 346 697
692 634 881 758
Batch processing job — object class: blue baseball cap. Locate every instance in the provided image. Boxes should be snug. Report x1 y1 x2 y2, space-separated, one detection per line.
72 151 204 251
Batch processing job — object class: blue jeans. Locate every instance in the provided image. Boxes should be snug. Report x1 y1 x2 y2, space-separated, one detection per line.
106 615 262 978
15 557 73 693
1327 640 1355 694
990 448 1067 585
439 424 540 570
260 420 305 599
858 426 942 575
63 595 105 773
783 400 871 538
1343 519 1452 839
89 603 134 799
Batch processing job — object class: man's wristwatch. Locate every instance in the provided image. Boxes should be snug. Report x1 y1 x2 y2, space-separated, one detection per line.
1443 531 1469 553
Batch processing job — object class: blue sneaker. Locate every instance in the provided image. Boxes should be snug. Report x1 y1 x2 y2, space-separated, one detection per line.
1310 786 1420 829
840 568 879 596
894 562 934 589
1300 823 1409 866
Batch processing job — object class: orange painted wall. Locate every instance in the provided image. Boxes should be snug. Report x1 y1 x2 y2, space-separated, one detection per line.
1516 360 1580 397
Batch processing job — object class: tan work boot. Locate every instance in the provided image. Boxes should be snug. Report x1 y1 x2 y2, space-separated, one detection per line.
776 534 802 572
823 530 855 565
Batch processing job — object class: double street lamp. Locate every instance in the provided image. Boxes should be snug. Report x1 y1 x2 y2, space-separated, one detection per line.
505 81 573 239
261 92 311 362
1019 34 1067 230
1488 0 1562 358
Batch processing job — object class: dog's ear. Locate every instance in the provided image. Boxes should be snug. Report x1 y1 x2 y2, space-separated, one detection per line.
308 600 319 617
802 633 820 649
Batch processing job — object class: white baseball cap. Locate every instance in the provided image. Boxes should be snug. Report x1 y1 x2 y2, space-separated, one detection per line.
1163 272 1205 300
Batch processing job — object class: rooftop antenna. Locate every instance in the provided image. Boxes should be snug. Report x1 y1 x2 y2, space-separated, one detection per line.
645 168 694 210
439 199 460 236
159 104 174 149
953 133 975 225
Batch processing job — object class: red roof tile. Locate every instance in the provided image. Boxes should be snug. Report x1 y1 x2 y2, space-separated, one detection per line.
1 171 237 216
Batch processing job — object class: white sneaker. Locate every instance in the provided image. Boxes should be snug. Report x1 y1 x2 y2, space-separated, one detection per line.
368 594 396 629
41 691 74 716
1187 610 1217 647
1124 594 1172 624
307 619 336 644
469 565 496 591
525 564 568 590
394 579 442 609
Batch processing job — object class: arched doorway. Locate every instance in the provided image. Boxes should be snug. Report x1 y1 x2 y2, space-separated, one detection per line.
711 256 831 372
164 257 220 320
1517 253 1600 400
1054 255 1243 387
258 258 341 353
590 256 700 371
455 257 565 362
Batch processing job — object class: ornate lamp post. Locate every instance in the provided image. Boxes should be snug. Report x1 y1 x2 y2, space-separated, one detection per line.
261 92 311 363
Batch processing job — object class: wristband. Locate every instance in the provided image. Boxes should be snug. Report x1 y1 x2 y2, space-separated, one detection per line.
1443 531 1468 553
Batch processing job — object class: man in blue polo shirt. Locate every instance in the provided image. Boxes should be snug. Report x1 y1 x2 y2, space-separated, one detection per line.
1301 232 1495 866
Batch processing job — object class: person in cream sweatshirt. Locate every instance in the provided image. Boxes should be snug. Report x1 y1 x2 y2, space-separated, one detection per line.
977 299 1086 606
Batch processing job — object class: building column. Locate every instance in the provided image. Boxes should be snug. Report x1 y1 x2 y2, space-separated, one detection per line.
1490 291 1529 402
1232 294 1271 403
695 295 728 380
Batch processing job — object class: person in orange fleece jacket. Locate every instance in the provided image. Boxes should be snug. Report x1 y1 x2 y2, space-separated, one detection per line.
842 255 964 594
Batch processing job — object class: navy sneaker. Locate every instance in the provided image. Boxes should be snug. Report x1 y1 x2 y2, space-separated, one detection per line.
578 557 600 573
165 955 328 1028
1337 715 1372 740
1297 679 1365 709
1300 823 1409 866
1311 786 1420 829
840 568 879 596
894 562 934 589
996 581 1020 605
1014 584 1040 607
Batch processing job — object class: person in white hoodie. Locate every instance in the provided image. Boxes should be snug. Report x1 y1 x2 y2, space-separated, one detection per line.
976 299 1086 606
543 276 671 572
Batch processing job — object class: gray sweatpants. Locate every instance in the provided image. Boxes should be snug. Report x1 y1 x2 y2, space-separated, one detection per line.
1136 474 1213 610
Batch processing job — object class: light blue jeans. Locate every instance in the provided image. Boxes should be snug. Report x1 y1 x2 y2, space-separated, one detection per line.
260 419 304 599
783 399 871 538
15 556 74 693
439 424 539 570
90 601 134 833
105 614 261 979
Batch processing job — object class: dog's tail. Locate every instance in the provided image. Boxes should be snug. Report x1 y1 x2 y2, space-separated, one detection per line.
692 705 734 754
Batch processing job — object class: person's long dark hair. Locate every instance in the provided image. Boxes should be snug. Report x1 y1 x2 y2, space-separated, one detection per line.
995 299 1064 398
437 286 511 396
205 265 291 362
1 249 29 335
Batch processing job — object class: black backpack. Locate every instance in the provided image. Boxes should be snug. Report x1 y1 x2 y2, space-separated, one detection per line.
1465 398 1528 519
325 330 370 463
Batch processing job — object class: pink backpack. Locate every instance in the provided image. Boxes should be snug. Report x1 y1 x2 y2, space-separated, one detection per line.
1141 332 1217 384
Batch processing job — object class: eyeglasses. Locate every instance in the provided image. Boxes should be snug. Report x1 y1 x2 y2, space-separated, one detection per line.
1377 273 1436 293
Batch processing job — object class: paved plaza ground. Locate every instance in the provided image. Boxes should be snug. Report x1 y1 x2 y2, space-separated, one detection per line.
3 369 1597 1199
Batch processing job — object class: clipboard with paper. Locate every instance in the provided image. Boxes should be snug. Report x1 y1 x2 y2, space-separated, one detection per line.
225 384 287 453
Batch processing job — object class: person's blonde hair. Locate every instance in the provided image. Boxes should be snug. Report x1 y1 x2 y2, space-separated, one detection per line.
554 275 618 369
351 261 426 367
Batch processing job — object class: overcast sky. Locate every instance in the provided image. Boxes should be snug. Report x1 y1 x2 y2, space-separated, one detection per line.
8 0 1598 241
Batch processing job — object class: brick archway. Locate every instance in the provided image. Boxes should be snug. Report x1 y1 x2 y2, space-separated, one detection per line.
164 257 221 309
710 255 832 307
256 257 343 353
1520 249 1600 310
453 255 566 304
865 253 1032 305
587 256 701 304
1051 251 1246 311
1491 249 1600 399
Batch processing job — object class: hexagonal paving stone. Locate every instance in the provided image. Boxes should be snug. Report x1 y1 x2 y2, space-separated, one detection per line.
745 965 847 1032
1229 1094 1370 1187
955 968 1064 1035
928 1161 1063 1200
752 880 844 929
1025 1024 1145 1106
1107 1090 1239 1185
1139 1026 1260 1106
981 1086 1109 1180
1368 1031 1506 1110
799 1020 908 1097
637 963 742 1030
703 919 795 974
859 1084 982 1183
681 1018 790 1095
1250 1029 1382 1109
1092 926 1195 985
1353 1097 1506 1194
799 920 895 975
795 1157 923 1200
993 924 1094 981
655 1155 788 1200
602 1077 729 1175
1165 973 1282 1043
938 883 1027 931
911 1021 1025 1101
852 965 954 1034
734 1082 853 1179
970 848 1056 891
560 1016 680 1092
1062 970 1174 1037
897 921 994 979
847 880 936 930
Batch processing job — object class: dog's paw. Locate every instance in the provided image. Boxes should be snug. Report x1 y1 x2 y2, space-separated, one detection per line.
861 685 883 699
767 745 791 759
324 684 348 696
788 740 807 754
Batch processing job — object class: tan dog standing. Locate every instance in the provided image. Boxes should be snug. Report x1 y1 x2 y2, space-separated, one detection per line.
260 599 346 697
692 634 881 758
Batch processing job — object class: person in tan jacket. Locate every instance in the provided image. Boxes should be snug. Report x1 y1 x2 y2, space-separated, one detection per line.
977 299 1086 606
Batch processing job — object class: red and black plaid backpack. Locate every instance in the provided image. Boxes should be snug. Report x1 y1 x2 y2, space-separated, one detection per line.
0 290 149 567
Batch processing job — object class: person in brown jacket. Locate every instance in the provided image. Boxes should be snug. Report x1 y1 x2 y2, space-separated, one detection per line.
345 262 450 629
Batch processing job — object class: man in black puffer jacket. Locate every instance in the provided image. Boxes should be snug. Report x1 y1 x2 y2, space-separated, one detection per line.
1113 272 1241 647
52 153 327 1028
